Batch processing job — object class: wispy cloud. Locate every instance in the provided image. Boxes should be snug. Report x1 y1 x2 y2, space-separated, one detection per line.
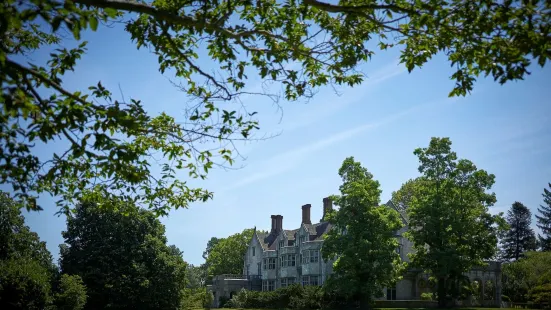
219 102 425 193
282 60 406 133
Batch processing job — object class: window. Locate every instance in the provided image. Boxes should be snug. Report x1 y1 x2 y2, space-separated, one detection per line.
253 247 256 256
299 236 305 244
386 287 397 300
263 259 267 270
257 262 261 275
302 250 319 264
302 251 310 264
280 256 285 267
281 277 296 288
279 240 285 248
302 275 319 286
268 258 276 269
287 254 296 267
263 280 275 291
289 240 295 246
396 246 401 254
310 250 319 263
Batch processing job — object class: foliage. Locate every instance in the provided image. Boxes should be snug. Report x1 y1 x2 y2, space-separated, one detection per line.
0 192 56 272
53 274 87 310
530 283 551 304
405 137 505 307
2 0 551 215
421 292 434 301
226 284 324 309
502 251 551 303
0 257 53 310
185 264 205 289
59 201 187 309
205 228 254 277
536 183 551 251
391 178 426 211
181 288 212 309
322 157 405 308
499 202 537 261
0 192 56 309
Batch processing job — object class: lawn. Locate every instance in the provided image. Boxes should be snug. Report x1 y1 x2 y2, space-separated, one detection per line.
210 308 537 310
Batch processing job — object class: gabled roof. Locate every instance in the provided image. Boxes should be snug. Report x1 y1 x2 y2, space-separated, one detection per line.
385 200 409 225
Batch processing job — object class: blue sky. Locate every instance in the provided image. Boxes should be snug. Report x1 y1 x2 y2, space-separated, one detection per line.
17 21 551 266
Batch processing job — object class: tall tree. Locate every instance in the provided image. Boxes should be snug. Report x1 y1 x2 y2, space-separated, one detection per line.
2 0 551 215
406 138 505 307
536 183 551 251
0 192 57 309
205 229 254 277
59 201 187 309
322 157 405 308
500 202 537 261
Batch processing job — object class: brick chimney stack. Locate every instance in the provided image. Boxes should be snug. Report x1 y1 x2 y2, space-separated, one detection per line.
301 204 312 224
322 197 333 222
271 215 277 233
275 215 283 232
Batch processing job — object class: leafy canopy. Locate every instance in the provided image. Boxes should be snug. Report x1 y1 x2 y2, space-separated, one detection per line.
322 157 405 307
54 274 88 310
2 0 550 214
405 137 505 306
502 251 551 303
0 192 56 309
205 228 255 277
59 201 187 309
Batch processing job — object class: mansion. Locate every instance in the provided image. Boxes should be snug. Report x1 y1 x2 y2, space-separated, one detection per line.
208 197 502 308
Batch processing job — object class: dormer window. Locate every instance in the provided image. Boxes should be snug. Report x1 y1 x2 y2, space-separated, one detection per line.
299 235 305 244
279 240 285 248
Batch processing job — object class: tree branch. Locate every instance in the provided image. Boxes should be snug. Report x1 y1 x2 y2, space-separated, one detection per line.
303 0 417 15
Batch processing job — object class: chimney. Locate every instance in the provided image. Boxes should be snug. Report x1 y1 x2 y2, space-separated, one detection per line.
275 215 283 233
322 197 333 221
301 204 312 224
271 215 277 233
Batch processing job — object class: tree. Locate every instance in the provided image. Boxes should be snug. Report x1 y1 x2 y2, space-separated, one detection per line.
59 201 187 309
322 157 405 308
205 229 254 277
54 274 87 310
185 264 205 289
500 202 537 261
502 251 551 303
2 0 551 215
202 237 221 261
405 137 505 307
536 183 551 251
391 178 426 211
0 192 56 309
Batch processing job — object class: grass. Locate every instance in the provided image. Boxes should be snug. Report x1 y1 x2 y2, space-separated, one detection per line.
210 308 537 310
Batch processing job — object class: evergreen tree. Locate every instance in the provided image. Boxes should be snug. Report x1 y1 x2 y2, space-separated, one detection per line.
500 202 537 260
536 183 551 251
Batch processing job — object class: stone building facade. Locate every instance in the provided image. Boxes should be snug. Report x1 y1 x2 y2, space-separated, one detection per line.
209 197 502 308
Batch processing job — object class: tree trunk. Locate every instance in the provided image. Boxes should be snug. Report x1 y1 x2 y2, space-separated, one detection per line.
359 293 370 310
437 277 447 308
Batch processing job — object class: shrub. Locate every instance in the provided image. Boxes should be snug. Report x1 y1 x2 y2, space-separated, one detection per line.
225 284 344 309
421 292 433 301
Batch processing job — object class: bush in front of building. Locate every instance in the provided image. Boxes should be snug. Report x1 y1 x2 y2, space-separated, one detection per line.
224 285 354 309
